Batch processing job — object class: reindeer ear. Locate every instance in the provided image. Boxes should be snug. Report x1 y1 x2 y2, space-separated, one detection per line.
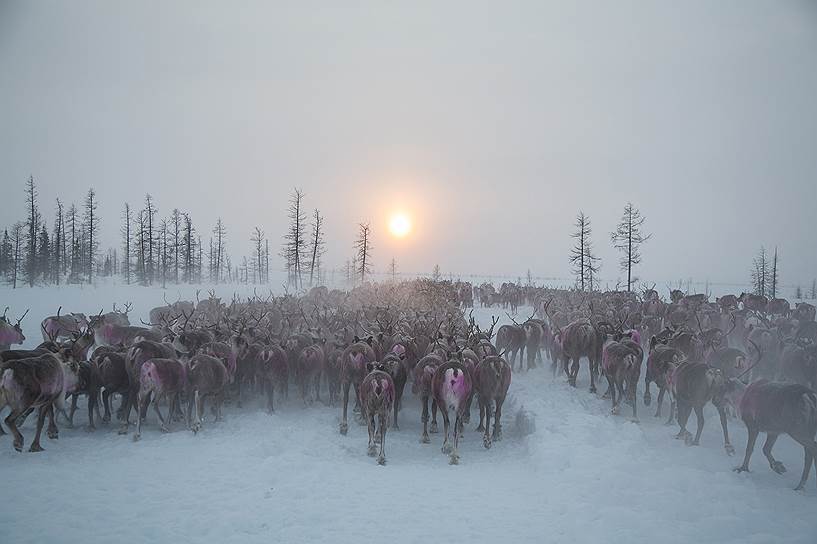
366 362 375 373
354 335 360 343
366 336 373 346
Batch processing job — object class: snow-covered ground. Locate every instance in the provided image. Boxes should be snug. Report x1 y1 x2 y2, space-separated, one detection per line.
0 286 815 543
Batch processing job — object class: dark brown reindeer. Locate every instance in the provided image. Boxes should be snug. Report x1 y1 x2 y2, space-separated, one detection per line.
473 355 511 449
359 363 395 465
671 360 740 455
734 380 817 491
256 343 289 413
296 343 325 405
644 343 684 422
495 321 525 371
186 354 229 433
561 319 600 393
414 353 444 443
338 338 376 435
92 349 129 423
601 336 643 421
0 352 64 452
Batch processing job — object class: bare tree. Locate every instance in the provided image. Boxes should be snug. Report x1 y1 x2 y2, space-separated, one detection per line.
24 175 40 286
11 222 24 289
354 222 372 283
251 226 265 284
751 246 769 297
570 211 600 291
212 217 226 283
611 202 651 292
121 203 133 284
52 199 65 284
308 209 325 287
811 279 816 300
0 229 10 280
182 213 195 283
159 219 169 288
389 257 397 282
143 194 157 284
83 188 99 283
769 246 780 298
282 188 307 288
171 208 182 283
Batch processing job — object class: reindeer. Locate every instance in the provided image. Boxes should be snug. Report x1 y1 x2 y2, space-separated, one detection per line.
134 357 188 441
414 354 444 443
602 337 643 421
379 351 408 430
41 307 87 343
561 319 600 392
338 338 376 435
778 343 817 390
296 343 324 405
360 363 395 465
256 343 288 413
186 354 229 433
495 322 525 371
432 360 473 464
739 293 768 313
473 355 511 449
0 308 28 351
672 361 742 455
644 343 684 422
0 353 64 452
92 349 129 423
119 340 176 435
734 380 817 491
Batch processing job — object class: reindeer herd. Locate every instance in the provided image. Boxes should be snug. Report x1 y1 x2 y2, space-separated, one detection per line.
0 281 816 488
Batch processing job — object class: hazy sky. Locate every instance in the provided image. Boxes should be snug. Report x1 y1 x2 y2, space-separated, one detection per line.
1 1 816 288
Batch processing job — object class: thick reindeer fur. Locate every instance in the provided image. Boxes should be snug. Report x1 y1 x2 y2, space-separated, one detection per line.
360 367 394 465
735 380 817 491
0 354 65 452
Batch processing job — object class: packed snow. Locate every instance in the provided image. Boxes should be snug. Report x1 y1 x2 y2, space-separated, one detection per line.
0 284 815 543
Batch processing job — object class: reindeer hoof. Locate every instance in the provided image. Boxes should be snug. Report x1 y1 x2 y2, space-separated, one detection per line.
644 395 652 407
367 445 377 457
13 440 23 452
725 444 735 456
611 406 620 416
684 434 694 446
476 424 485 432
160 425 170 434
377 455 386 466
29 443 44 453
442 444 453 454
391 423 399 431
589 386 597 394
771 461 787 474
734 466 749 473
493 430 503 442
420 435 430 444
631 418 640 425
449 454 460 465
85 425 96 433
132 434 141 442
102 415 111 424
47 429 59 440
483 437 492 449
430 422 438 433
339 423 348 435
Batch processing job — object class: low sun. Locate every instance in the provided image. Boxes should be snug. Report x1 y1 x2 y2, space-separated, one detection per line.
388 213 412 238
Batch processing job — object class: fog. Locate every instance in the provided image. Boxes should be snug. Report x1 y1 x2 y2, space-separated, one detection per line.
1 0 816 287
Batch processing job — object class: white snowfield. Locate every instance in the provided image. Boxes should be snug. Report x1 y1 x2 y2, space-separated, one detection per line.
0 285 815 544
